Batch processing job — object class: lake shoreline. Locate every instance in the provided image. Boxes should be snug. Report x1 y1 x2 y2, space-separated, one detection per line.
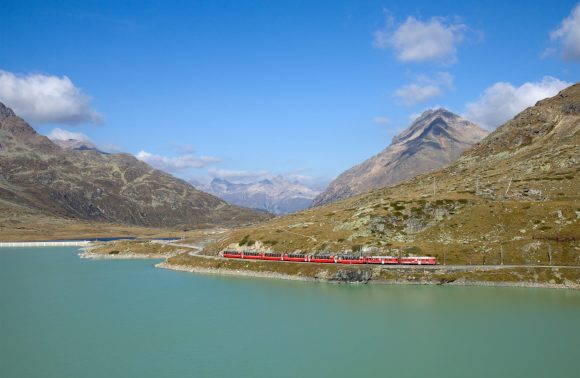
155 261 319 282
79 251 170 260
77 241 186 260
76 241 580 290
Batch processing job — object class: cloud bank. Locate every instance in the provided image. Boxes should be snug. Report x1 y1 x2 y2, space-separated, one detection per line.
374 15 467 64
550 3 580 61
0 70 102 125
47 127 91 142
465 77 571 129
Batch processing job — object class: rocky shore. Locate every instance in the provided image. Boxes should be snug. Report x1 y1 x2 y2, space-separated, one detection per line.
155 261 318 282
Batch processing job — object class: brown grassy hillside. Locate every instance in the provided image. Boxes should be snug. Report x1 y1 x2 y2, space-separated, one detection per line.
202 84 580 266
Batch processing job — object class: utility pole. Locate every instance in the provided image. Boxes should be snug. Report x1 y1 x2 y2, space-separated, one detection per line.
500 245 504 265
548 244 552 266
476 177 479 195
443 250 446 266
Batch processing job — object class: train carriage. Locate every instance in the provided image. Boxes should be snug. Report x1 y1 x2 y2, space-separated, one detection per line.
309 255 336 263
337 255 365 264
399 256 437 265
365 256 398 265
284 254 308 262
241 251 263 260
262 252 283 261
223 250 243 258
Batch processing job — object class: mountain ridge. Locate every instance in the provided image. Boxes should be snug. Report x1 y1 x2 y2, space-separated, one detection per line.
312 108 488 207
0 102 271 229
193 175 320 215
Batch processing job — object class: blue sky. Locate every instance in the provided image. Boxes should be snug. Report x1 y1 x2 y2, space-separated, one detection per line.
1 0 579 185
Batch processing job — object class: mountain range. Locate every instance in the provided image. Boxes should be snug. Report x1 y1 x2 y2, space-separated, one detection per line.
0 102 271 230
312 108 489 206
192 176 320 215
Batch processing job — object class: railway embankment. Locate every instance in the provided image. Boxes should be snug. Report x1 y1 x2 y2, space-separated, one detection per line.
159 253 580 288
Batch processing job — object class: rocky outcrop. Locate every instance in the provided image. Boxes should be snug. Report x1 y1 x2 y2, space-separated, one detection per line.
328 268 373 283
312 109 488 206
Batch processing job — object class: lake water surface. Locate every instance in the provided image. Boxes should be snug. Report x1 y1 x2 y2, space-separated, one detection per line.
1 247 579 377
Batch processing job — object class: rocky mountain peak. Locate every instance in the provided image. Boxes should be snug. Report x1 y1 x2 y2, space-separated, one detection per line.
392 107 477 145
0 102 16 122
312 109 488 207
0 102 58 152
52 138 104 153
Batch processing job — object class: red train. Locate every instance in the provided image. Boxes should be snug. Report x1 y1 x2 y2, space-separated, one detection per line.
222 251 437 265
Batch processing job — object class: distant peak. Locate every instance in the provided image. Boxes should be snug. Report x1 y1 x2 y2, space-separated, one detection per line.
418 108 435 118
52 138 103 153
392 108 483 145
422 107 455 119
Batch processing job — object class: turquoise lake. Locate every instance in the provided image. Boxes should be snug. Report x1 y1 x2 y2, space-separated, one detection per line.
1 247 579 377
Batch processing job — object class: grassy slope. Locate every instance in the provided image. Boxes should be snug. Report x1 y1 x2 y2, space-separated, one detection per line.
201 84 580 266
0 199 227 241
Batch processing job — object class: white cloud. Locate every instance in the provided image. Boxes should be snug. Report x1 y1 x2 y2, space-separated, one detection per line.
549 3 580 61
373 116 390 125
464 77 571 129
394 72 454 106
100 144 124 153
0 70 102 125
136 151 222 172
47 127 91 142
374 15 467 63
395 84 441 106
